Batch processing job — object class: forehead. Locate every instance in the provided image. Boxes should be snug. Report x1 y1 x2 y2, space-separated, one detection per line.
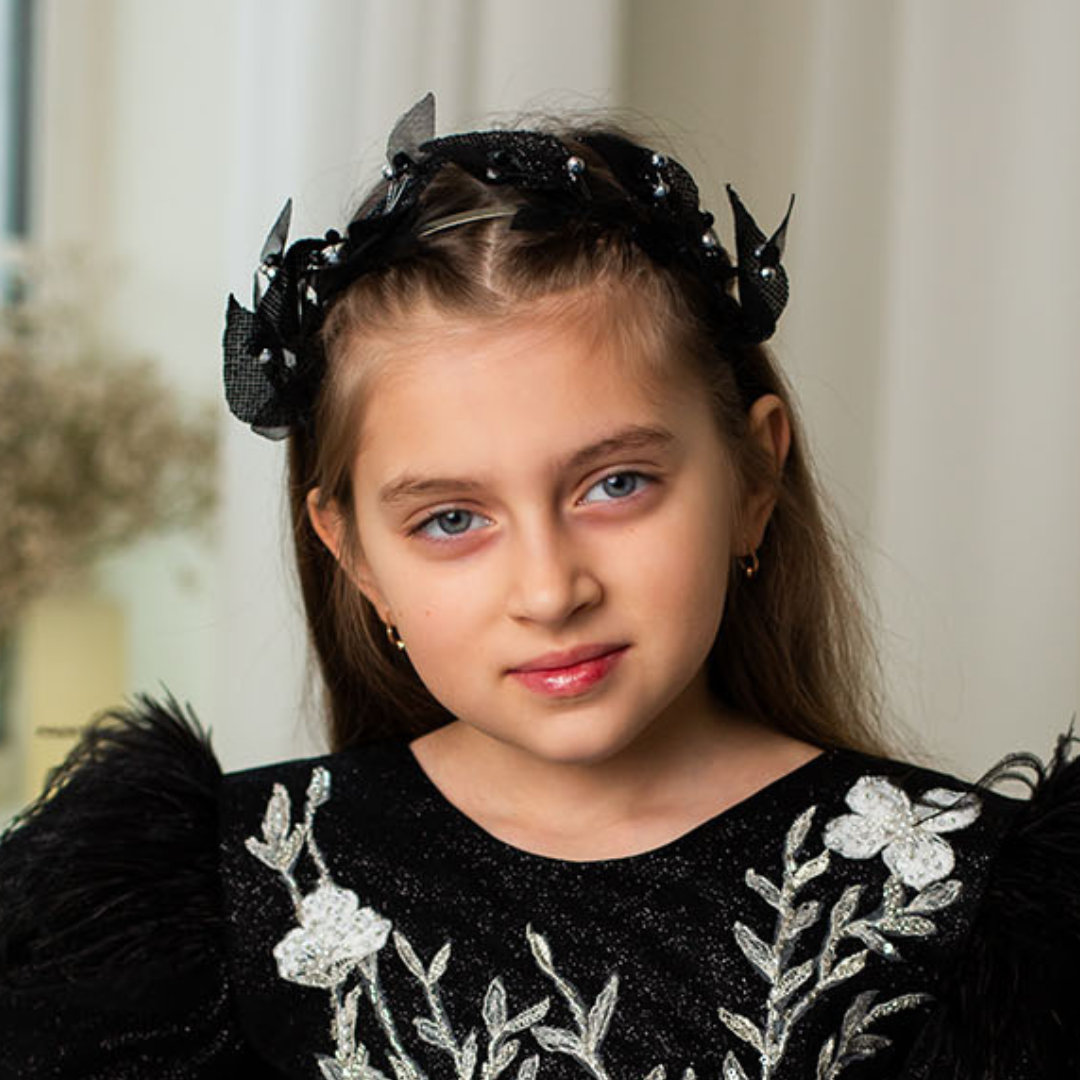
348 293 713 486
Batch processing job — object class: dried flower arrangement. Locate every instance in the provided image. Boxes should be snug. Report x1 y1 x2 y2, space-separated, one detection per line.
0 251 218 633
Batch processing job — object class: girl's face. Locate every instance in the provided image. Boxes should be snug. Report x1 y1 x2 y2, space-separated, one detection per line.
310 293 785 766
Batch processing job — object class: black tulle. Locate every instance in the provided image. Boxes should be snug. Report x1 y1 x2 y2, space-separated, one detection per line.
901 728 1080 1079
0 695 266 1078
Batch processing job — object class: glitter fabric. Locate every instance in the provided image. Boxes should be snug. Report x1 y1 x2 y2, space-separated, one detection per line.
221 740 1015 1080
1 697 1078 1079
232 753 984 1080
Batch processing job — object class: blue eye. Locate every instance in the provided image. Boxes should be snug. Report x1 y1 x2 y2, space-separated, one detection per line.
410 471 652 544
581 470 652 504
411 508 492 542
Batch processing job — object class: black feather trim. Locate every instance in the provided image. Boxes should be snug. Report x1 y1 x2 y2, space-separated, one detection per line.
903 725 1080 1079
0 692 224 1009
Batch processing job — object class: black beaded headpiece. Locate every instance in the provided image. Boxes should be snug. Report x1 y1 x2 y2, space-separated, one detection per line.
223 93 794 440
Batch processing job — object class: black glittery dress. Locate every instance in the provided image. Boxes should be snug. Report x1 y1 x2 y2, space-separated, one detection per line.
1 697 1078 1079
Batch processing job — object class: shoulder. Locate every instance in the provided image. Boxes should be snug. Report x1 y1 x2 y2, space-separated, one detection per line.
0 694 224 989
218 733 412 896
0 693 263 1075
846 730 1080 1079
220 729 406 824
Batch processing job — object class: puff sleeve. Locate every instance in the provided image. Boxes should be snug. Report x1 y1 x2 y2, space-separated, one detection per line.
902 730 1080 1079
0 695 267 1079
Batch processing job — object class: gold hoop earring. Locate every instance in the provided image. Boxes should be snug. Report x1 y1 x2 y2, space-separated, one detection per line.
738 548 760 580
385 622 407 652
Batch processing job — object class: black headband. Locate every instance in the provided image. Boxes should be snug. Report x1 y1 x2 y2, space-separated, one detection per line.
223 93 794 440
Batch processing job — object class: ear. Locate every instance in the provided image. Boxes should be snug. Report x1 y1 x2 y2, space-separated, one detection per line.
738 393 792 554
305 487 392 618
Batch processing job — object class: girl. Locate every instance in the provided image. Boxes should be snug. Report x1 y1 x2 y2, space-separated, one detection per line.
1 94 1077 1080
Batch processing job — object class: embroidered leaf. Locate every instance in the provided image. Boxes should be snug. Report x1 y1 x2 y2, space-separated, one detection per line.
279 824 306 873
745 869 782 908
733 922 776 982
245 823 304 873
263 783 292 844
784 806 817 863
681 1068 696 1080
792 851 831 891
839 990 878 1040
461 1029 478 1080
816 1036 836 1080
505 998 551 1034
389 1054 422 1080
722 1049 752 1080
428 941 452 983
882 875 905 912
830 884 863 930
717 1008 763 1054
531 1025 582 1055
319 1057 348 1080
484 977 508 1034
393 931 426 981
789 899 821 935
308 766 332 808
340 985 362 1058
246 784 303 870
493 1039 519 1073
847 1033 891 1058
517 1055 539 1080
822 949 868 988
846 922 896 957
586 973 619 1049
414 1017 452 1049
878 913 936 937
864 992 932 1026
642 1068 665 1080
526 925 554 973
907 878 961 913
244 835 279 869
775 959 814 1002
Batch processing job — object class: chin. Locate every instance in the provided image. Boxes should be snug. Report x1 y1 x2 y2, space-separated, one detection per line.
518 720 647 768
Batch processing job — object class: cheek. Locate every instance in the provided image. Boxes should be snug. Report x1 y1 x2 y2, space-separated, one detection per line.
382 566 488 667
644 514 729 626
643 478 733 633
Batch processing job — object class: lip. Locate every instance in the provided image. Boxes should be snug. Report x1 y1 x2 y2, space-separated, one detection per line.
507 645 630 699
508 642 628 673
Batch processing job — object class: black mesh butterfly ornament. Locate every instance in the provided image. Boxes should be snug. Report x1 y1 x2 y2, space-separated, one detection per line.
223 92 795 440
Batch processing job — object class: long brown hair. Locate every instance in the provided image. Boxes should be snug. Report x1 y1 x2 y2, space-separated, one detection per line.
288 121 896 758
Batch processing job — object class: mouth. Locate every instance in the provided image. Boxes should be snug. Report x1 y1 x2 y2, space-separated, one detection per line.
507 645 629 698
508 642 629 674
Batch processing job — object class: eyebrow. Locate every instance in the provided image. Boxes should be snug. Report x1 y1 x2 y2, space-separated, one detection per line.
377 423 678 508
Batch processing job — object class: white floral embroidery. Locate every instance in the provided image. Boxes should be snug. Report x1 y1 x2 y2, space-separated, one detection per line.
822 776 981 889
245 765 980 1080
274 882 392 989
718 775 982 1080
248 767 558 1080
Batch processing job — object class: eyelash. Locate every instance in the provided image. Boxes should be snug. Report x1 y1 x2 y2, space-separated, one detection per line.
408 470 655 544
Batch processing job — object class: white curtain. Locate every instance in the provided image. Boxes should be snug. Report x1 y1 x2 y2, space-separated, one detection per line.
625 0 1080 773
31 0 1077 774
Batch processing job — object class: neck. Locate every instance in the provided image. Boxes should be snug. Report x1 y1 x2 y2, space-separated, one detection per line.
416 671 793 837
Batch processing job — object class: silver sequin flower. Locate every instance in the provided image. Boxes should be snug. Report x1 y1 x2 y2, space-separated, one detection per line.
273 882 392 989
822 777 981 889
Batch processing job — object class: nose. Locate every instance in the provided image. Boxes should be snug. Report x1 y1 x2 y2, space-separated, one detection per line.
506 518 602 626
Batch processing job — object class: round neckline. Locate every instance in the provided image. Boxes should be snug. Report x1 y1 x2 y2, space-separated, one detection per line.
390 737 841 869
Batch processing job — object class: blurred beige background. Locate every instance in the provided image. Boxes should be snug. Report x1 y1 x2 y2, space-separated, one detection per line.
3 0 1077 803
